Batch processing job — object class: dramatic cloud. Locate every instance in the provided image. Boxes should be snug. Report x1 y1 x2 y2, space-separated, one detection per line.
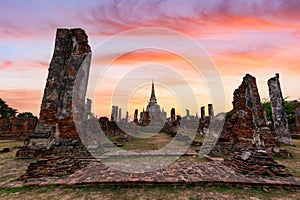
78 0 300 37
0 0 300 116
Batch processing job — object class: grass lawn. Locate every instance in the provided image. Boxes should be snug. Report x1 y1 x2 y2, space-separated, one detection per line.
108 132 174 150
0 184 299 200
0 141 35 187
275 139 300 177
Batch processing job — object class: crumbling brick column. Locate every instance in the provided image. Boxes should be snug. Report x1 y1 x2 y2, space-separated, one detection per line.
39 28 91 140
208 104 214 119
200 106 205 120
16 28 92 159
268 74 292 145
171 108 176 122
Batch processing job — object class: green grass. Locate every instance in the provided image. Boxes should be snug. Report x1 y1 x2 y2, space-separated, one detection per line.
0 142 35 187
0 185 299 200
108 132 174 150
0 141 23 150
275 139 300 177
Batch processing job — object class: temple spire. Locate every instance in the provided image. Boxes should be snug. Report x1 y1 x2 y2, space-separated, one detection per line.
149 80 157 105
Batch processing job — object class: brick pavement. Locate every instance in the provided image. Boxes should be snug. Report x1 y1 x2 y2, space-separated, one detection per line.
3 159 300 189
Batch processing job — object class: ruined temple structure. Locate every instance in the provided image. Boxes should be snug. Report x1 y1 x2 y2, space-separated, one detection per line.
220 74 291 176
212 74 279 156
17 28 91 158
0 117 37 140
208 104 214 119
85 98 92 120
268 74 293 145
161 108 181 136
197 105 214 136
134 80 166 128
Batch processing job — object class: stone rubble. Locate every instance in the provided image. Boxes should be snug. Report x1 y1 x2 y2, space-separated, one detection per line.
223 148 290 177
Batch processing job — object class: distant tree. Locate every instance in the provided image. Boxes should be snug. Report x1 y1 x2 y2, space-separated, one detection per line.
17 112 38 120
0 98 17 118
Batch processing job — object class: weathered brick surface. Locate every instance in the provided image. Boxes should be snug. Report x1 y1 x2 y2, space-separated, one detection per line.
16 28 91 159
216 74 279 152
19 156 90 179
38 28 91 140
4 158 300 190
223 148 289 177
0 117 37 140
268 74 292 145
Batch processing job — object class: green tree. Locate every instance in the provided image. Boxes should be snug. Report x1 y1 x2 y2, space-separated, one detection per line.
17 112 38 120
0 98 17 118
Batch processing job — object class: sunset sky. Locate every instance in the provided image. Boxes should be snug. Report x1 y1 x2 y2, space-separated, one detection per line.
1 0 300 119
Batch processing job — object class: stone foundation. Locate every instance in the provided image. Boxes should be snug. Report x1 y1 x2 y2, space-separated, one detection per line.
223 148 290 177
19 156 92 179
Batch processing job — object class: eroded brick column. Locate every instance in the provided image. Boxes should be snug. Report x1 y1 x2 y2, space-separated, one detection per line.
268 74 292 145
35 28 91 140
208 104 214 119
200 106 205 120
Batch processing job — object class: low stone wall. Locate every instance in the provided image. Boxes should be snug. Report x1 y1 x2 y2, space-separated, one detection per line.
16 139 91 159
19 156 92 179
0 117 37 140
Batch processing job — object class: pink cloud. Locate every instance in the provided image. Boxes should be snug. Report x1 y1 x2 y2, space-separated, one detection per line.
0 89 43 116
0 60 48 72
0 60 13 70
77 0 300 38
1 1 300 41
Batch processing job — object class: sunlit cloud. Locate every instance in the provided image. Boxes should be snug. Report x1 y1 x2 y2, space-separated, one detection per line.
0 89 42 116
0 59 48 72
0 0 300 117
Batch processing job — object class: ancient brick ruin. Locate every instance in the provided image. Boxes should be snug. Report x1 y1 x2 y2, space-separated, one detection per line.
220 74 296 177
10 27 297 186
161 108 180 136
220 74 279 151
197 104 213 136
0 117 37 140
223 148 290 177
268 74 293 145
17 28 91 159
